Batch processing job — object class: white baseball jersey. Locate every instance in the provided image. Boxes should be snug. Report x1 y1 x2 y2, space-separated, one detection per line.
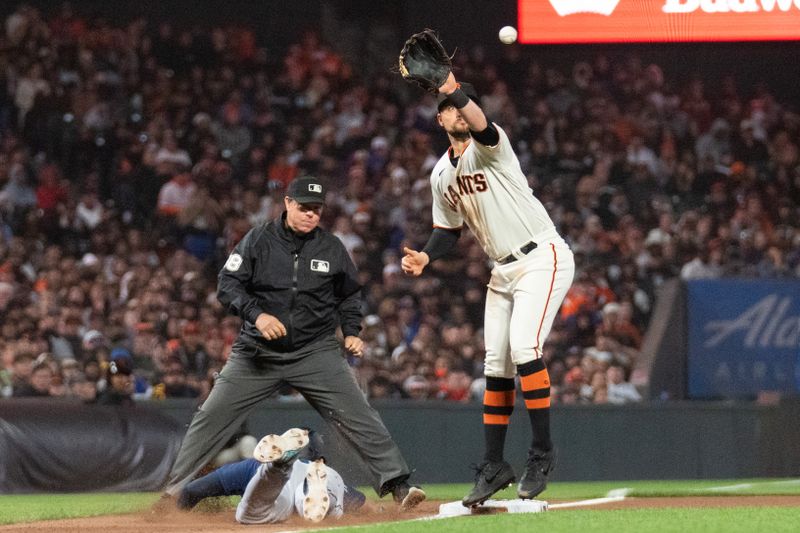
430 124 557 262
429 123 575 373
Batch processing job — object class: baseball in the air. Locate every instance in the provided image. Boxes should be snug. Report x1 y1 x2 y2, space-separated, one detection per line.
499 26 518 45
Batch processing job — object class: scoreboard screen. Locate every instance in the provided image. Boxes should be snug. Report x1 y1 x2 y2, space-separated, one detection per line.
519 0 800 43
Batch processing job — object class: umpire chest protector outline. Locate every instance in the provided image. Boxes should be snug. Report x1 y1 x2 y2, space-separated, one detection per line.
218 215 362 354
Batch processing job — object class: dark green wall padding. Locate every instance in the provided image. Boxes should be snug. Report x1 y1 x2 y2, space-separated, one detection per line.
154 399 800 486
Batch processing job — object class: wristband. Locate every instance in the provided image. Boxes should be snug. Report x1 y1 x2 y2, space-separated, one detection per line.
446 87 471 109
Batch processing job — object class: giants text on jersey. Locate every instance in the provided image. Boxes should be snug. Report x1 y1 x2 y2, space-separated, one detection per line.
429 125 558 261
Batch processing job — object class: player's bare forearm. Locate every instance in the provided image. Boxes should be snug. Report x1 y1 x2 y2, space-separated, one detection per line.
456 98 488 131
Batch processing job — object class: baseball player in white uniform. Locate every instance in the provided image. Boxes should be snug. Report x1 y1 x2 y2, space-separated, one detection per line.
401 72 575 507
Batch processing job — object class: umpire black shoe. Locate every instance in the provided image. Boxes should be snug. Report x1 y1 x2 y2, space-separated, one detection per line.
517 450 555 499
462 460 516 507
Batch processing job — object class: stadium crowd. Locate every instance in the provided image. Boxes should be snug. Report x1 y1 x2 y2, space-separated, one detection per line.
1 4 798 406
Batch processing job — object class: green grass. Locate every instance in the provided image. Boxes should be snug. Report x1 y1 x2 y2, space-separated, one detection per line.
0 492 157 524
1 479 798 526
395 478 800 501
338 507 800 533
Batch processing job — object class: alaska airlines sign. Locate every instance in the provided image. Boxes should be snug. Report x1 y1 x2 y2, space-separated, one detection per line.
520 0 800 43
686 280 800 399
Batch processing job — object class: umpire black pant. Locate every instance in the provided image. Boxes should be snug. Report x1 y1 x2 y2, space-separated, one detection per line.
164 335 409 496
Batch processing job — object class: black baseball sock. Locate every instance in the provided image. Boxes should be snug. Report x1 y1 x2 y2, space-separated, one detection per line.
518 359 552 454
483 376 516 463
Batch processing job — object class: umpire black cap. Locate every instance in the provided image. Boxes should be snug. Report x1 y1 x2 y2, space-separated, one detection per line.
287 177 326 205
437 82 481 111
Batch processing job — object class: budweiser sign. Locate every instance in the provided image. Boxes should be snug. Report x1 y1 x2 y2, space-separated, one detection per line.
519 0 800 42
663 0 800 12
548 0 620 16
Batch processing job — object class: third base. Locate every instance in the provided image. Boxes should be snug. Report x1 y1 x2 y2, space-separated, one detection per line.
437 499 548 517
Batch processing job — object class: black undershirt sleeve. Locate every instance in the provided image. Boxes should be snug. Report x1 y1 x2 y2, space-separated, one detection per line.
421 227 461 263
470 122 500 147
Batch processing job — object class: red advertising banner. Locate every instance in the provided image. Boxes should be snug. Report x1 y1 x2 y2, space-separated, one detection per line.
518 0 800 43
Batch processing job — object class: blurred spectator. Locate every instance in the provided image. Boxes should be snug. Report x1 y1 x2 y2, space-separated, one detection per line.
178 186 224 261
172 321 210 379
69 375 97 403
607 365 642 405
596 302 642 349
95 358 135 407
15 63 50 126
154 362 200 399
2 4 799 407
680 243 723 280
402 374 430 400
14 358 53 397
213 104 252 166
74 191 104 233
60 357 81 384
8 352 35 394
368 375 398 399
109 346 152 400
157 167 196 218
438 369 472 403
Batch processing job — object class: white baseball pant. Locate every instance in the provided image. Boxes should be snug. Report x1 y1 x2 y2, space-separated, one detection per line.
483 236 575 378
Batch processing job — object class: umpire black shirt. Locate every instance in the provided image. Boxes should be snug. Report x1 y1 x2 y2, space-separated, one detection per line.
218 213 363 354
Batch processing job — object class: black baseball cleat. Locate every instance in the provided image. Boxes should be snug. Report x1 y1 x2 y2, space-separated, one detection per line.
461 460 516 507
392 481 427 511
517 450 555 499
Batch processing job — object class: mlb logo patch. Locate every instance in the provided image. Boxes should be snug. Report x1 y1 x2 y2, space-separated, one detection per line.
308 183 322 193
310 259 330 273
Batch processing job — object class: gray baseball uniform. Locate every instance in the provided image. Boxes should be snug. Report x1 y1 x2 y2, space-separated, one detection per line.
237 459 345 524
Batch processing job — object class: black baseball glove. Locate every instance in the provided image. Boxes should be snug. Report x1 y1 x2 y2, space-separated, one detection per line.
398 29 452 93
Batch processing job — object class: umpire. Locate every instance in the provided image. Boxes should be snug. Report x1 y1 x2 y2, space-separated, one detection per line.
162 177 425 509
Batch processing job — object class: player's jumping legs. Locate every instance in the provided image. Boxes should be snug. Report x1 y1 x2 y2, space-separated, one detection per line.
482 286 517 463
510 242 574 498
462 285 517 507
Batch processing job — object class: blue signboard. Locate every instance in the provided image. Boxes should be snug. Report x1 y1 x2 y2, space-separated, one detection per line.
687 280 800 399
